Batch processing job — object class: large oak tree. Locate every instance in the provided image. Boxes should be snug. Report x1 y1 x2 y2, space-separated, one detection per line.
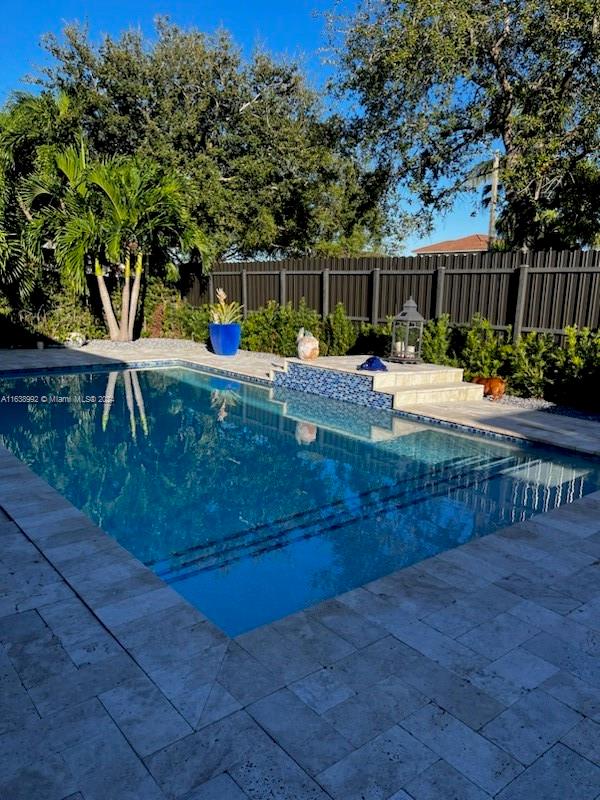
330 0 600 248
37 18 386 258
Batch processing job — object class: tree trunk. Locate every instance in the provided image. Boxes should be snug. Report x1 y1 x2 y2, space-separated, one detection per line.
119 253 131 341
123 370 136 440
130 370 148 435
95 259 120 341
102 371 118 431
128 251 143 341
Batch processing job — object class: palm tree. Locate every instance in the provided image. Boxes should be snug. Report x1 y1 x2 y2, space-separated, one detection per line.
0 94 77 304
21 140 122 339
88 159 210 340
464 151 502 245
23 143 210 340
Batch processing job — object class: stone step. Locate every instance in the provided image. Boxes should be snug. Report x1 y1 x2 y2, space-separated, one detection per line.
389 382 485 408
372 366 465 390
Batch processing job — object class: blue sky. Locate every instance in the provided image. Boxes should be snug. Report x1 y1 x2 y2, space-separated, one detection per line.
0 0 487 252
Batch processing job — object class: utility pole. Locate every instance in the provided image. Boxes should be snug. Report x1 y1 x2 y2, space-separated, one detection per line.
488 150 500 245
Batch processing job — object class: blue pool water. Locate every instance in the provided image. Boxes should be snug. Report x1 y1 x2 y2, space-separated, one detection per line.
1 366 599 635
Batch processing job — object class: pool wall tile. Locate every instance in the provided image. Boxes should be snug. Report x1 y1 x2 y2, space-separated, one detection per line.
273 363 392 410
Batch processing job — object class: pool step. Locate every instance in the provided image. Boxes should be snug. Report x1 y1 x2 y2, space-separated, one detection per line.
153 454 522 580
384 382 485 409
371 366 464 390
272 358 483 409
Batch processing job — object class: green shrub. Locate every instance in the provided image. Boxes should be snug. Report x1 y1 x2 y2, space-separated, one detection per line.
549 326 600 408
324 303 357 356
22 291 105 343
351 320 392 355
176 304 211 342
241 300 323 356
507 332 556 398
142 279 210 341
422 314 454 365
458 314 511 380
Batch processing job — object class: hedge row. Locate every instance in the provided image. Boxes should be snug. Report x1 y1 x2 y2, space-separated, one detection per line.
143 282 599 410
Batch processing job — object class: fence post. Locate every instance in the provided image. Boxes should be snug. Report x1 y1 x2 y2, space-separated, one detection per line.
371 268 381 324
208 273 215 305
513 264 529 341
434 266 446 318
322 269 330 317
241 269 248 319
279 270 287 306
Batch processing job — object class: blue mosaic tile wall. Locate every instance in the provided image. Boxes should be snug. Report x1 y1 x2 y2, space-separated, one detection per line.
272 385 397 439
273 362 393 410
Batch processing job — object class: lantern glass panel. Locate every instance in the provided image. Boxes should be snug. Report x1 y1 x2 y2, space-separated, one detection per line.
390 298 424 362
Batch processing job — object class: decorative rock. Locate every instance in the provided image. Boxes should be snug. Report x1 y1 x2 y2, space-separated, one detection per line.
295 422 318 445
296 328 319 361
64 332 87 349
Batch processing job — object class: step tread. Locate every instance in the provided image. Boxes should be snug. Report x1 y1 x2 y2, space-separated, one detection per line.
383 381 482 395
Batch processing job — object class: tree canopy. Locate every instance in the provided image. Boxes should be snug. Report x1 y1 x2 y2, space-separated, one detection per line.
35 18 385 258
331 0 600 248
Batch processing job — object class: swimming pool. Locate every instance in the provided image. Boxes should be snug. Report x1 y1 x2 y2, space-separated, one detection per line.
1 365 599 635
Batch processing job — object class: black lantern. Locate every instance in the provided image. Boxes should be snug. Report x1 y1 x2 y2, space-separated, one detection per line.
390 297 425 363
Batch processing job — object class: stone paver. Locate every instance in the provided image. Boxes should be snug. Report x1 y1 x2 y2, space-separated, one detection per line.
1 349 600 798
561 717 600 763
98 674 193 757
229 740 331 800
404 759 492 800
541 670 600 720
456 612 540 660
247 688 354 775
401 704 523 795
289 668 355 714
322 674 428 748
469 647 559 706
495 743 600 800
185 773 249 799
317 724 437 800
401 399 600 455
480 689 582 765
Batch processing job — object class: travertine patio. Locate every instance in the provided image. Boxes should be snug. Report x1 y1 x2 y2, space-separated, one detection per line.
1 346 600 800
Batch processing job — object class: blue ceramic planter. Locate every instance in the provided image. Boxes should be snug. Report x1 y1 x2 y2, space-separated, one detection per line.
209 322 242 356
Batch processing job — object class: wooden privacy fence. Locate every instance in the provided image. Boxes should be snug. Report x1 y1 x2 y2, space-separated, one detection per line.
185 249 600 339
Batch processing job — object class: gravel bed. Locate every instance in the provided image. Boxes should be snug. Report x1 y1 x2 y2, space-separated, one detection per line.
85 337 206 351
494 394 600 422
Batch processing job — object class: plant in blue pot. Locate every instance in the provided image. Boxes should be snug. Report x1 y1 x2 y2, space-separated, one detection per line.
209 288 243 356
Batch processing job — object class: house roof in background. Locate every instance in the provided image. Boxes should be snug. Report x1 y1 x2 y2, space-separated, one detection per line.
413 233 490 254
